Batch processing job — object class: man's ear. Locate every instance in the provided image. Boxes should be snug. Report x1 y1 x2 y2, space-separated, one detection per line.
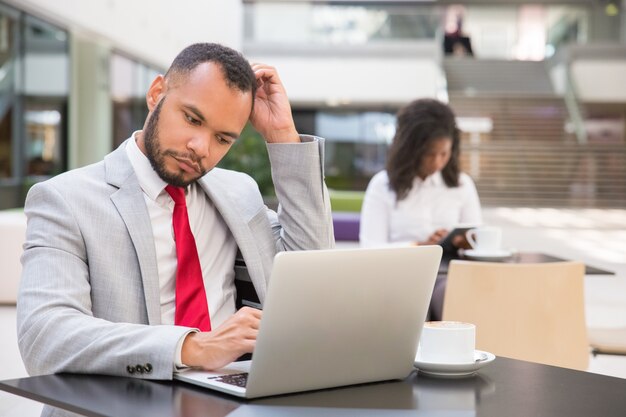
146 74 166 111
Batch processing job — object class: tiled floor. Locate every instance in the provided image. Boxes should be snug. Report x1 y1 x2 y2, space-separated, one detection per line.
1 207 626 415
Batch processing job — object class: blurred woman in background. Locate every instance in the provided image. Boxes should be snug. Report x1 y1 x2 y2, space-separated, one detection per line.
360 98 481 249
360 99 482 320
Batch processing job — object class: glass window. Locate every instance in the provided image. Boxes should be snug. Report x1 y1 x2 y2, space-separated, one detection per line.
0 4 68 209
110 52 162 148
22 15 69 96
0 107 11 179
21 15 68 179
294 109 396 190
24 101 65 177
245 3 440 45
0 4 18 180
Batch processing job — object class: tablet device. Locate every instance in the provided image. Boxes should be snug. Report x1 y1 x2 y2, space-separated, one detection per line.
438 225 477 252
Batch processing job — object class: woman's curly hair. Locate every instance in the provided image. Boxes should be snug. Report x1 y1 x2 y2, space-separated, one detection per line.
386 99 461 201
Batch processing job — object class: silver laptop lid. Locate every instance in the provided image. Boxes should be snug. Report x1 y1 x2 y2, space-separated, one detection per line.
245 245 442 398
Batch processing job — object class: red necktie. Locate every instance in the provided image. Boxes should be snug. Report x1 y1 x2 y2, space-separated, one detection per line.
166 185 211 331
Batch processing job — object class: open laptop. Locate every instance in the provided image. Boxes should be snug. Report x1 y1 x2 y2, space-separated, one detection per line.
174 245 442 398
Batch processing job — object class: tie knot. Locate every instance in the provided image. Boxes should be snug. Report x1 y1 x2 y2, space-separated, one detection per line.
165 185 186 206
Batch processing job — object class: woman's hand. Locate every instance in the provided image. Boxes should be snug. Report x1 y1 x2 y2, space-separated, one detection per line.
451 234 472 249
418 229 449 246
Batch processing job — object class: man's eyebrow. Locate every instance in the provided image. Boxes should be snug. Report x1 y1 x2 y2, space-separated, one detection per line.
183 104 239 139
182 104 207 123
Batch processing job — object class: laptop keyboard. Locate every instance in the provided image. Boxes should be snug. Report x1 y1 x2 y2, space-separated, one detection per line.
210 372 249 388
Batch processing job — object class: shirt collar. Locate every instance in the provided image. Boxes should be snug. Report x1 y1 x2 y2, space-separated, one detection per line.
414 171 444 187
126 131 169 202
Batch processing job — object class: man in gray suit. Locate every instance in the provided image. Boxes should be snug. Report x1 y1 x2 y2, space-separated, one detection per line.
17 43 334 380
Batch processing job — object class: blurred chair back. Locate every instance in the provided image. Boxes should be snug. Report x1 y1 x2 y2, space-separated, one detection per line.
443 260 588 370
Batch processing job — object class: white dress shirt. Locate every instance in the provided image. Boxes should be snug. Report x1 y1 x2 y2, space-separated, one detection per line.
126 133 238 335
359 170 482 247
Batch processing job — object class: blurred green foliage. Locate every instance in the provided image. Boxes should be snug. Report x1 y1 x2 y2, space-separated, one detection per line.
329 189 365 212
217 124 275 196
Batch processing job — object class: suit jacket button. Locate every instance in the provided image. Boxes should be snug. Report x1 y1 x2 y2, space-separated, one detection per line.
135 365 144 374
144 363 153 373
127 365 135 374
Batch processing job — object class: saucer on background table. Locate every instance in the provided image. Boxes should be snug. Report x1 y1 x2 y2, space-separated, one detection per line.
414 350 496 378
462 249 513 261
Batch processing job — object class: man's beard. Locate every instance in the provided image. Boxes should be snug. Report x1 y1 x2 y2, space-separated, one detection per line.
143 97 206 187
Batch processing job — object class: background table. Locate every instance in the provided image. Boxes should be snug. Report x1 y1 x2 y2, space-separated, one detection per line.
2 357 626 417
438 251 615 276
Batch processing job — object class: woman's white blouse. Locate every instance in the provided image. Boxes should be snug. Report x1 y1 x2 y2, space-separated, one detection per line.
359 170 482 247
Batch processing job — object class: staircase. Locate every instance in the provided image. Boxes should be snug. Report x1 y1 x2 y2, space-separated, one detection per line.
444 58 626 208
459 140 626 208
445 59 554 95
450 94 574 142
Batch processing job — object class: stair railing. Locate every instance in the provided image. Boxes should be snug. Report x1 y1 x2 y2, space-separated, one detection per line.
563 66 588 144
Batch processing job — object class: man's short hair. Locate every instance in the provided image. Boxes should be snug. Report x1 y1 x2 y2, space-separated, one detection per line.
165 43 257 99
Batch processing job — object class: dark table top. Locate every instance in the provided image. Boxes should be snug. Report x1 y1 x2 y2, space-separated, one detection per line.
2 357 626 417
439 251 615 275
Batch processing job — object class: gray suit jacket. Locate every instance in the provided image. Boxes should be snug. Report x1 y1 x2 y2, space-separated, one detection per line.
17 136 334 380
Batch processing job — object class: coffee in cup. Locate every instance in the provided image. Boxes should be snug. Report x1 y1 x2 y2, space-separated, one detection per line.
418 321 475 364
465 227 502 252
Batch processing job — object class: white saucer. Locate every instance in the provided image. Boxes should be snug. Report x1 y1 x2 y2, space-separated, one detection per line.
463 249 513 261
414 350 496 378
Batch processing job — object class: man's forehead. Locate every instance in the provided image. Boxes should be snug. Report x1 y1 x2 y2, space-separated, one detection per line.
165 62 224 90
166 66 252 105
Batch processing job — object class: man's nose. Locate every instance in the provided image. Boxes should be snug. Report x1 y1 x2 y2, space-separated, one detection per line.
187 134 210 160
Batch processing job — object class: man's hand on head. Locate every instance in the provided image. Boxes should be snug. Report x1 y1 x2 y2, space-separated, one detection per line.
180 307 262 370
249 63 300 144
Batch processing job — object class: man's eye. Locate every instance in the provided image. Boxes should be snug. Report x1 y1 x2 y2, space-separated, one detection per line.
217 135 231 145
185 114 201 126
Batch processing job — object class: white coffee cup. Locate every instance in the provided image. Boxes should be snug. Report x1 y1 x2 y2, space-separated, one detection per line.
465 227 502 252
418 321 475 364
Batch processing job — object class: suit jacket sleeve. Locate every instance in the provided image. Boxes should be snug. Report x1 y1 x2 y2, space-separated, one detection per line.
17 182 190 380
266 135 335 251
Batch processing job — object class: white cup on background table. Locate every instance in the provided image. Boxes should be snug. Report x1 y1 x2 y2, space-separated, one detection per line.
465 227 502 253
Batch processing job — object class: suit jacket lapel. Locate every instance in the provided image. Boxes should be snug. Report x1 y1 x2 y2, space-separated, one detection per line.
105 141 162 325
198 173 268 301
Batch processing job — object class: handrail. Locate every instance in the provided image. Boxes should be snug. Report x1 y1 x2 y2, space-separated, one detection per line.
563 68 588 144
